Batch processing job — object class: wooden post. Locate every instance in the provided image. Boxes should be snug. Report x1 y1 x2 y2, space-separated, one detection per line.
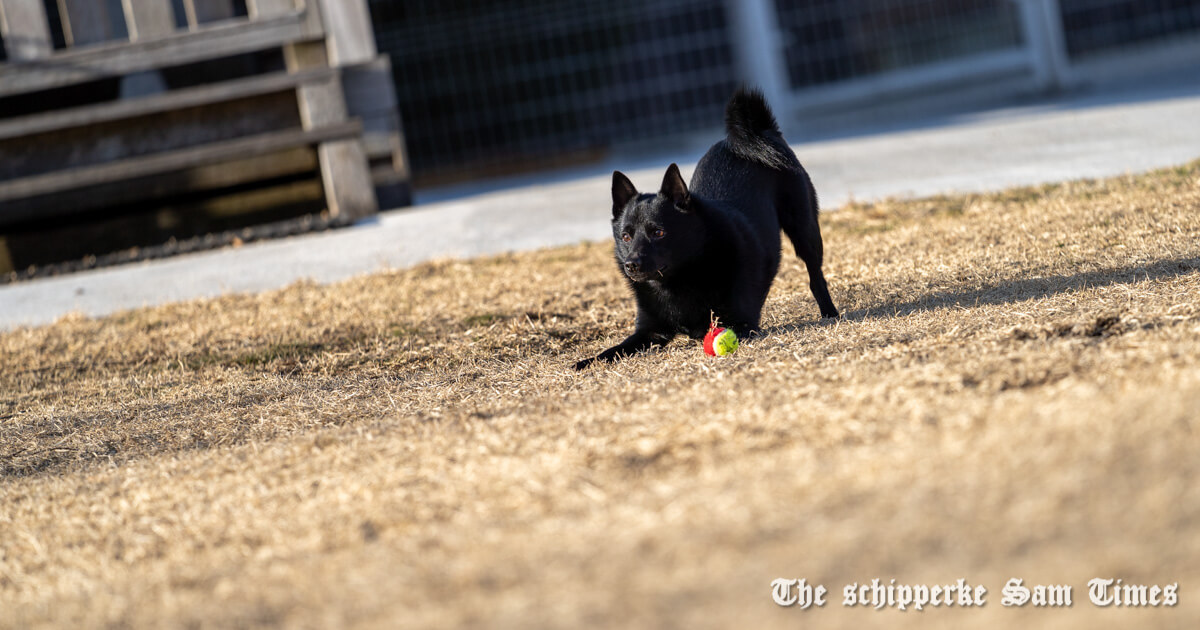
318 0 375 66
278 2 375 219
121 0 175 40
246 0 294 19
0 0 54 60
292 65 377 220
296 76 345 127
314 138 377 220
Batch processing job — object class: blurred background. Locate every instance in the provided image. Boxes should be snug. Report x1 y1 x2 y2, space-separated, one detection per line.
2 0 1199 276
373 0 1200 184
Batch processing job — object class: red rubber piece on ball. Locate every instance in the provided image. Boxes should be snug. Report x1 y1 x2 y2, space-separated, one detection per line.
703 325 724 356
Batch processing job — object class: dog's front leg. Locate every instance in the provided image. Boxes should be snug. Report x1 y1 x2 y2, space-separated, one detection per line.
573 329 670 370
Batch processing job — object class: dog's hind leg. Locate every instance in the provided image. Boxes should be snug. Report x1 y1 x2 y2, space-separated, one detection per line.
778 169 839 319
790 220 838 319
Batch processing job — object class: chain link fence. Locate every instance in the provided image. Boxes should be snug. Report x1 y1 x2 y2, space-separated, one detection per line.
773 0 1024 89
365 0 1200 184
369 0 738 182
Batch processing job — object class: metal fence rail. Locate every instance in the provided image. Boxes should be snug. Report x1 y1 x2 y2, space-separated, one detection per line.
1061 0 1200 58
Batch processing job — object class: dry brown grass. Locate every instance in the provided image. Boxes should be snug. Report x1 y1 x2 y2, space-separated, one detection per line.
3 161 1200 628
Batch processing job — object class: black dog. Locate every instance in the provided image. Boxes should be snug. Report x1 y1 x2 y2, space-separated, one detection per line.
574 88 838 370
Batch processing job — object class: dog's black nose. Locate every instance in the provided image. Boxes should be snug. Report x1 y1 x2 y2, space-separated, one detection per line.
624 259 641 274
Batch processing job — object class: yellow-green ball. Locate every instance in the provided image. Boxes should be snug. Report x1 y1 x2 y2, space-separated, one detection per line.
714 329 739 355
704 327 739 356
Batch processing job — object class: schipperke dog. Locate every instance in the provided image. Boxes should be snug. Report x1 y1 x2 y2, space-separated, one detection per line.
573 87 838 370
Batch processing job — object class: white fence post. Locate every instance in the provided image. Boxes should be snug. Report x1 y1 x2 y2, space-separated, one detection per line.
725 0 791 116
1016 0 1073 91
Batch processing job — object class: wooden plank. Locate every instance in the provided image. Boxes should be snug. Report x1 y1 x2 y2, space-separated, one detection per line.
122 0 176 40
59 0 123 47
0 68 335 141
0 12 313 97
318 0 374 65
0 146 318 225
246 0 293 19
0 121 360 203
1 91 302 179
194 178 322 219
185 145 315 189
283 39 326 71
0 0 53 59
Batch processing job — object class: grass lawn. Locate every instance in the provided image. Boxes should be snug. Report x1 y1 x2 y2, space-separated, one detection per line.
3 161 1200 628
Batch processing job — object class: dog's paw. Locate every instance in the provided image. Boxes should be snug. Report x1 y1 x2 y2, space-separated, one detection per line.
573 357 595 371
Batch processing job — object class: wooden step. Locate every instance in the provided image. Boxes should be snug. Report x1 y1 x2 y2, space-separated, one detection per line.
0 10 319 97
0 67 337 142
0 120 361 220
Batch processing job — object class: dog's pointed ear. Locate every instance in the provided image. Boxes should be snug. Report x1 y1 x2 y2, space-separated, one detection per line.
660 163 690 211
612 171 638 219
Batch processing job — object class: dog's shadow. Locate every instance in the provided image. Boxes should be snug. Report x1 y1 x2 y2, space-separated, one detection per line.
767 255 1200 334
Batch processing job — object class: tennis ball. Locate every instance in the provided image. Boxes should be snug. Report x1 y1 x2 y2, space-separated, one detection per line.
703 326 739 356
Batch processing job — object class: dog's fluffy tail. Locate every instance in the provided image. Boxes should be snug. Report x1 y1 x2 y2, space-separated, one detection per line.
724 87 796 171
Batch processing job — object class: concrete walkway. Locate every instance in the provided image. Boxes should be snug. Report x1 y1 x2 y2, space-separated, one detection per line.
3 76 1199 330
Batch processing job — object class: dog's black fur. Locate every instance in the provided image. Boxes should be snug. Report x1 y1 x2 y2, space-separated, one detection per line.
574 88 838 370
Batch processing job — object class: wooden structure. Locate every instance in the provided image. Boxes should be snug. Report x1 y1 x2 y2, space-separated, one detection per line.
0 0 410 271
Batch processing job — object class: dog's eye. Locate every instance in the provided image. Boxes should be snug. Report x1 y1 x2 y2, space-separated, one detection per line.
621 233 632 242
651 228 666 239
